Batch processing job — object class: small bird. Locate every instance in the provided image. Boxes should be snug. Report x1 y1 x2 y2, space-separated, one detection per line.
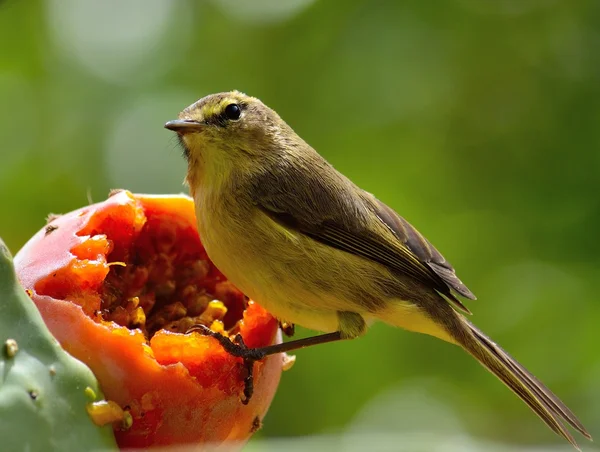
165 91 591 448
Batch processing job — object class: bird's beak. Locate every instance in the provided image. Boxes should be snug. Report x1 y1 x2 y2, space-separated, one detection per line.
164 119 204 133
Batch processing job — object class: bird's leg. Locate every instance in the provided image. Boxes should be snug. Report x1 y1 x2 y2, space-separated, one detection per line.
187 324 344 403
188 323 343 360
188 312 363 403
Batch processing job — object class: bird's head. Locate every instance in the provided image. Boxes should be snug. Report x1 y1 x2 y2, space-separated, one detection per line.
167 92 298 184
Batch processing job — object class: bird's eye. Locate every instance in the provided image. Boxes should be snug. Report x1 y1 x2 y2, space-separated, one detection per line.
224 103 241 120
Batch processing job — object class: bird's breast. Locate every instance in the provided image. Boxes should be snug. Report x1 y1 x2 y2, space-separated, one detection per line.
193 191 347 331
194 190 284 295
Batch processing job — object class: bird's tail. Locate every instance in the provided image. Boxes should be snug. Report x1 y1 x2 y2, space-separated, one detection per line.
454 316 591 450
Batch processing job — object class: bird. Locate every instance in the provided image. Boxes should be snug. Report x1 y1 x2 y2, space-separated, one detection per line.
165 90 591 449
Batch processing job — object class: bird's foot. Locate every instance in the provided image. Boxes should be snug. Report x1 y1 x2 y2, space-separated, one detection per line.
187 323 265 404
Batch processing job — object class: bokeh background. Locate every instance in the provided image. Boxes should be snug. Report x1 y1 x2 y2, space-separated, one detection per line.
1 0 599 450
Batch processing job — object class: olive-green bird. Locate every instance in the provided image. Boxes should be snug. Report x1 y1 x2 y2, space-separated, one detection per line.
165 91 591 449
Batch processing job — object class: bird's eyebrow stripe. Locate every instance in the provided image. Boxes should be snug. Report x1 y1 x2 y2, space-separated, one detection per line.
201 97 239 119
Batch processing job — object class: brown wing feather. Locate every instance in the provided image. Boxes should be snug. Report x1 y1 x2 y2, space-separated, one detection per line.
372 199 476 300
258 205 474 315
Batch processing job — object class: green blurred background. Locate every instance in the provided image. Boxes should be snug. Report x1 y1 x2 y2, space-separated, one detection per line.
1 0 599 450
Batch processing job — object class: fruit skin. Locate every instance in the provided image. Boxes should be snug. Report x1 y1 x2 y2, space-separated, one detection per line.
14 191 284 449
0 238 118 452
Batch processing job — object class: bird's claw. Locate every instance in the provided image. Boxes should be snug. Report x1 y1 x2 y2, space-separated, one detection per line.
187 324 265 404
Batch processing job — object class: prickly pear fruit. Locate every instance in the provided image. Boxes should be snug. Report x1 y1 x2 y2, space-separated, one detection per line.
14 191 285 449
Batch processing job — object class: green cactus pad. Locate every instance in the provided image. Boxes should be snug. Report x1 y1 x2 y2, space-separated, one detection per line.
0 238 117 452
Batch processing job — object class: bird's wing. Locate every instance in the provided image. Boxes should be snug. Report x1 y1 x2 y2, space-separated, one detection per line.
369 197 476 300
251 161 475 310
